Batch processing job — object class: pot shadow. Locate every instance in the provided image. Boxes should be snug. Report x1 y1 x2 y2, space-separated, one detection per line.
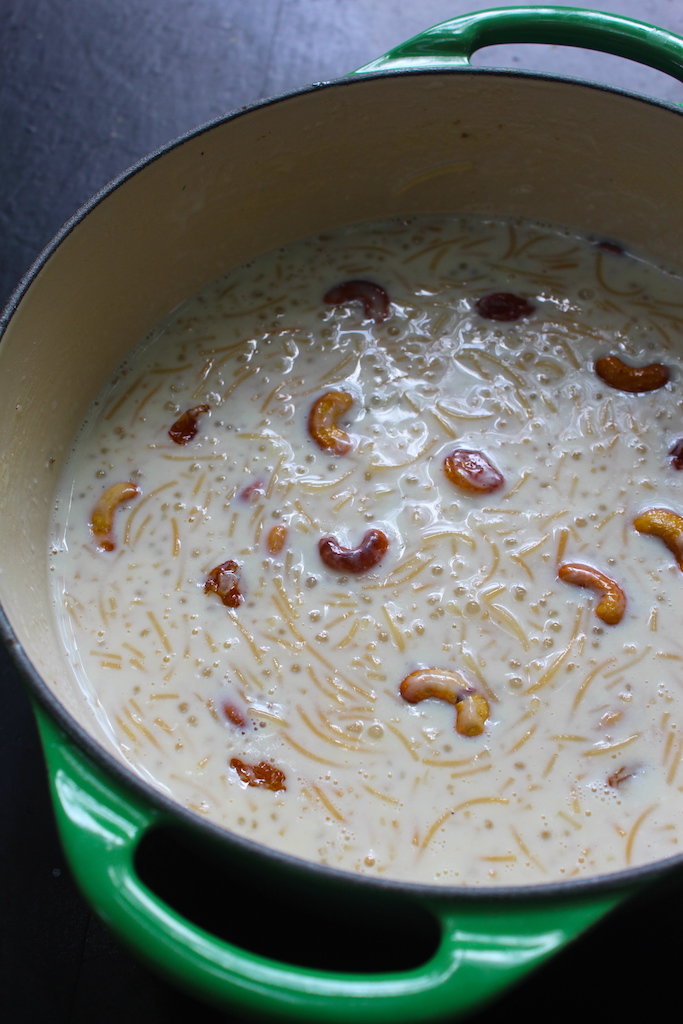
135 823 441 973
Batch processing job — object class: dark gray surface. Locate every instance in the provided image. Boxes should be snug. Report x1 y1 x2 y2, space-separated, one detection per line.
2 2 683 1021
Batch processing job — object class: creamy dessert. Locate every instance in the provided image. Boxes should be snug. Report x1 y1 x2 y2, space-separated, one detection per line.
50 215 683 886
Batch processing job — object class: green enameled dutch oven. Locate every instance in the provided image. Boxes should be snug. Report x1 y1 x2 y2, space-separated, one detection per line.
4 7 683 1021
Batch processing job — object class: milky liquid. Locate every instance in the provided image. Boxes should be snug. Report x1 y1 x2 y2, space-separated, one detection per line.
50 215 683 886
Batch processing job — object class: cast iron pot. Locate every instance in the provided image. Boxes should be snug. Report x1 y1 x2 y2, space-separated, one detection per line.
3 7 683 1021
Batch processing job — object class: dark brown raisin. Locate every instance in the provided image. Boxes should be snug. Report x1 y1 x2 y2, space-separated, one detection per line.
324 280 390 322
475 292 535 322
608 765 634 787
230 758 286 792
443 449 504 494
596 239 624 255
239 478 265 501
222 702 247 729
168 405 210 445
205 560 242 607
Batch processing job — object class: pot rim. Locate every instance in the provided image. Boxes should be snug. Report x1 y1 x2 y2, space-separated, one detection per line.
4 63 683 904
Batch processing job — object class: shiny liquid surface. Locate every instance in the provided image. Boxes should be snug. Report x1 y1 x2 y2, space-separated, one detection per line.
51 215 683 885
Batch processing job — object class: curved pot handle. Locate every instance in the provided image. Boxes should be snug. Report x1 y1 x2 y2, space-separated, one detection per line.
354 5 683 84
34 702 623 1022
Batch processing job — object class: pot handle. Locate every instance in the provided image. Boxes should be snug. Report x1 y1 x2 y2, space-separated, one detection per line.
34 702 623 1022
354 5 683 84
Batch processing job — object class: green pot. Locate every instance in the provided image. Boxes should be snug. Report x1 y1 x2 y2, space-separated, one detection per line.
3 7 683 1021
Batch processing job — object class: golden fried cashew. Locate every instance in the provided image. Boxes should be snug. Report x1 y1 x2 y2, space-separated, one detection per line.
91 481 140 551
634 507 683 569
308 391 353 455
557 562 626 625
168 404 210 445
399 668 490 737
443 448 504 494
324 279 390 322
204 559 243 607
454 693 491 737
594 355 669 393
319 529 389 573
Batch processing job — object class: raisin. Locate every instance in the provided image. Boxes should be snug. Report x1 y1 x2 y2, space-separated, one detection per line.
324 280 390 322
168 405 210 445
205 560 242 607
670 439 683 469
222 702 247 729
230 758 286 792
475 292 534 322
443 449 504 494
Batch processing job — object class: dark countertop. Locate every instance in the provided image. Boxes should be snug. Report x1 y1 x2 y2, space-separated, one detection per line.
3 2 683 1021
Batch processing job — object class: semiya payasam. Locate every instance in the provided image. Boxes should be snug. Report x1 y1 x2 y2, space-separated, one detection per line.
50 214 683 886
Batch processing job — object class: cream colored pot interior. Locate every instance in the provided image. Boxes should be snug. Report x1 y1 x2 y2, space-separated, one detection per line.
1 71 682 756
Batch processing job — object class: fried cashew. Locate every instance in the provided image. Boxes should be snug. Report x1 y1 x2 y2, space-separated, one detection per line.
319 529 389 573
558 562 626 625
443 448 504 494
399 668 490 737
324 279 390 322
634 507 683 569
204 559 243 607
168 404 210 445
594 355 669 393
308 391 353 455
90 481 140 551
